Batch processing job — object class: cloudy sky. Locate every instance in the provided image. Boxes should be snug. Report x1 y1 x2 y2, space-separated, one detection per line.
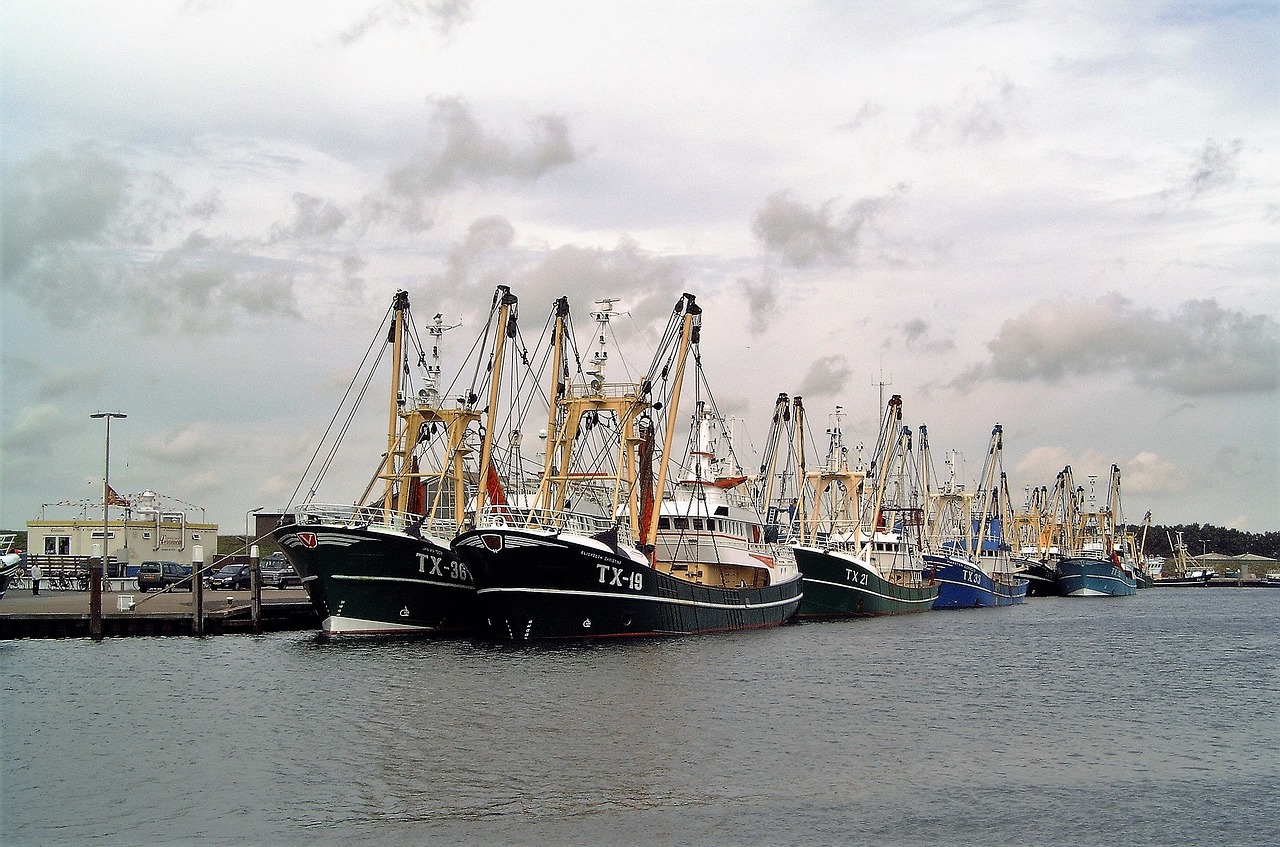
2 0 1276 537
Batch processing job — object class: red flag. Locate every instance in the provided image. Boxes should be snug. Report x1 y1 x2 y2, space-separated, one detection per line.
485 463 508 508
106 485 130 507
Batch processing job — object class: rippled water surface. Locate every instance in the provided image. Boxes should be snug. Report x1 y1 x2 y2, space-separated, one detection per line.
3 590 1277 846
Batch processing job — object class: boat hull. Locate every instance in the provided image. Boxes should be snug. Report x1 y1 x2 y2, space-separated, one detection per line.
452 528 802 640
925 554 1028 608
1013 559 1060 597
793 546 938 617
272 523 477 636
1056 556 1138 597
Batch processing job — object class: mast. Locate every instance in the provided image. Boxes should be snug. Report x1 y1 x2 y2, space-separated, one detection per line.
864 395 903 537
382 290 411 517
756 392 790 517
793 396 807 545
473 286 518 518
645 294 701 549
534 297 570 515
969 424 1003 560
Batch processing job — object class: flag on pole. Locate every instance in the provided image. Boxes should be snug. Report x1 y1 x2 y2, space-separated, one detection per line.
106 485 131 507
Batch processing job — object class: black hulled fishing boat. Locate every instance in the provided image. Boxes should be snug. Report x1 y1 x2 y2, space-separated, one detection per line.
272 287 518 635
452 293 802 640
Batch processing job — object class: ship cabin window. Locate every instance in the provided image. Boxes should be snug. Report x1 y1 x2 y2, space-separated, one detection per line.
705 519 716 532
692 519 703 530
658 518 670 529
673 517 689 530
44 535 71 555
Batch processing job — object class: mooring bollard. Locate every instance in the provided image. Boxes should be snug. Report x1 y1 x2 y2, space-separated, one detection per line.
90 543 104 642
192 544 205 636
250 544 262 635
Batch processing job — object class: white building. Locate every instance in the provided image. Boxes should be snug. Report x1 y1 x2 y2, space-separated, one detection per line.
27 490 219 575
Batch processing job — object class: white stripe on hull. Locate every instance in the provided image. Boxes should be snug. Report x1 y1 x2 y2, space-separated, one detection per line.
330 574 472 590
801 576 937 605
477 584 801 611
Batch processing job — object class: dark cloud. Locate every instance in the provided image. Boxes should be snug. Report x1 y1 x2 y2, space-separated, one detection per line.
1 145 129 278
384 99 577 232
740 269 780 335
515 237 687 333
955 294 1279 396
443 215 516 290
339 0 473 45
269 192 347 243
751 189 900 267
902 317 956 353
798 355 852 398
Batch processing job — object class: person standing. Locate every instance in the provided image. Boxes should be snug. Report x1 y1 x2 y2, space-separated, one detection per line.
30 562 42 595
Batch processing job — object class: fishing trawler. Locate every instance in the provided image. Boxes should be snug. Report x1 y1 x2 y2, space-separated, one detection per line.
793 397 938 617
1055 465 1138 597
922 425 1028 608
271 287 518 635
452 294 803 640
1153 531 1213 587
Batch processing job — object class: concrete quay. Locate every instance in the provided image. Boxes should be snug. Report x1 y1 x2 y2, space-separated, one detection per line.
0 587 319 639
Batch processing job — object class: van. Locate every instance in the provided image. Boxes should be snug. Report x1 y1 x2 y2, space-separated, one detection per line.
136 560 192 592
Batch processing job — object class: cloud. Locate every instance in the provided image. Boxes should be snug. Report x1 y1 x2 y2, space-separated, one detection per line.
740 269 780 335
910 71 1019 149
443 215 517 289
513 236 687 333
1185 137 1244 197
339 0 474 45
37 367 108 402
3 146 306 328
955 294 1279 396
751 188 901 267
384 98 577 232
798 355 852 398
268 192 347 243
0 404 71 456
902 318 955 353
1120 450 1189 496
1 145 129 278
139 422 224 465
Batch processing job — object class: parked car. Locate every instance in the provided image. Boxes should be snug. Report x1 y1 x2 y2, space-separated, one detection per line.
260 556 302 589
136 560 192 592
207 563 251 590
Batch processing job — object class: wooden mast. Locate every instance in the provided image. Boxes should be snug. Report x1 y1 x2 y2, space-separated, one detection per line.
644 294 700 550
472 286 517 519
382 290 410 517
793 396 807 545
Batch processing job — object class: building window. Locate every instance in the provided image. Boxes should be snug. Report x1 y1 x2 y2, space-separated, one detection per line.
192 533 201 540
142 532 151 539
44 536 71 555
91 530 116 539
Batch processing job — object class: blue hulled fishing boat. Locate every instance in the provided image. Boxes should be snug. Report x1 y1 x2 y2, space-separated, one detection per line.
922 425 1027 609
1056 465 1137 598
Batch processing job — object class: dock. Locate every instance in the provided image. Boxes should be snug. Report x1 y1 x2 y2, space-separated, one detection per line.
0 588 319 639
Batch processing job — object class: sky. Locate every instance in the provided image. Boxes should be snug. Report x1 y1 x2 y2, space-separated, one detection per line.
1 0 1277 537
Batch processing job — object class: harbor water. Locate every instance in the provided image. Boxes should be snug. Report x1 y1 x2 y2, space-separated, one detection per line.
3 589 1277 846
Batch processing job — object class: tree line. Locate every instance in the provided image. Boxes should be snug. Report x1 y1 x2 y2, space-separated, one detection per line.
1124 523 1280 560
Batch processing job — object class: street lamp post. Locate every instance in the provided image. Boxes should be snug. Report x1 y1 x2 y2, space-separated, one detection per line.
90 411 126 642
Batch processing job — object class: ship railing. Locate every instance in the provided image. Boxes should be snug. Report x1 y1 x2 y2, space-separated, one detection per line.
475 504 633 544
565 381 640 401
293 503 461 539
